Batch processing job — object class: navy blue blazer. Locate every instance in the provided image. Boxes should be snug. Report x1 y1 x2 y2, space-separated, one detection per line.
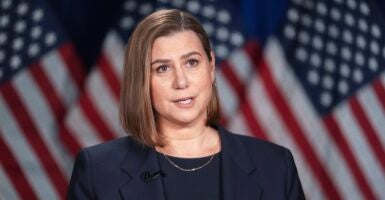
67 126 305 199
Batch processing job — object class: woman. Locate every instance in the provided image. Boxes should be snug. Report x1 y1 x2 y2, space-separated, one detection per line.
67 9 305 200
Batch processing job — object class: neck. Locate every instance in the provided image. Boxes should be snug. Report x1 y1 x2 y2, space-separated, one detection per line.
156 122 220 158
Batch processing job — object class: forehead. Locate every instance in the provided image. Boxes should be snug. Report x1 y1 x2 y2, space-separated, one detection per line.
151 30 205 58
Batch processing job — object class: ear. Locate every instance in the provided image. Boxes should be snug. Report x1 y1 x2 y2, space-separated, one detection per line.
210 51 216 83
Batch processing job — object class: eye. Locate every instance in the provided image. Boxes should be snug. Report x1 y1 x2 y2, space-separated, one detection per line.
156 65 170 73
186 59 199 67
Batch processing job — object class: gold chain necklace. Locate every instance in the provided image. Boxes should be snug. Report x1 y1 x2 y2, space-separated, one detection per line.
161 153 216 172
159 126 219 171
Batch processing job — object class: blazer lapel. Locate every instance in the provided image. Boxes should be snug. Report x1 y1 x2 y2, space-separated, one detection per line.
219 127 264 200
119 145 166 200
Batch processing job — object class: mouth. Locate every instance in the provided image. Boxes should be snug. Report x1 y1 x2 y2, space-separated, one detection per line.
172 97 195 105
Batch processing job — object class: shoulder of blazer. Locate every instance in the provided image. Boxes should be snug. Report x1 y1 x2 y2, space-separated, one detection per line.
221 127 289 157
219 127 291 171
80 136 147 167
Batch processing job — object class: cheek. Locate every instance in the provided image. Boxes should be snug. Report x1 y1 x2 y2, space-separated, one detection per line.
150 77 169 108
195 69 213 89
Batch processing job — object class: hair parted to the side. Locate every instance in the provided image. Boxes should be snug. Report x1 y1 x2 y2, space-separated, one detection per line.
119 9 220 147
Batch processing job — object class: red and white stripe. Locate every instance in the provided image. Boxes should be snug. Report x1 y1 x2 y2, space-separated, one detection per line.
263 38 367 200
218 39 341 199
213 37 385 199
0 43 85 199
62 31 127 153
0 95 60 199
0 164 20 200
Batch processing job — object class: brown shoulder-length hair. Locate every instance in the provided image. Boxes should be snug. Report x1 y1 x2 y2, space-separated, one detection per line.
120 9 220 147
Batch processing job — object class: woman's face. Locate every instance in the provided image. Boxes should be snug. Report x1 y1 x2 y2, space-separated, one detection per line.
150 30 215 128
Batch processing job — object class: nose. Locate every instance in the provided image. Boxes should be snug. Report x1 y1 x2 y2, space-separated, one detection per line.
173 66 189 89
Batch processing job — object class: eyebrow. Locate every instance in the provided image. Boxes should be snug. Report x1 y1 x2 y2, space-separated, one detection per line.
150 51 202 66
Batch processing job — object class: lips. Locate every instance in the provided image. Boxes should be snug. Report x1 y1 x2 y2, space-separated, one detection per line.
172 97 194 105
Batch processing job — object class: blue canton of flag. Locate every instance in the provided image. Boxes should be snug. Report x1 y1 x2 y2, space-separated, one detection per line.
0 0 67 84
115 0 246 63
278 0 385 115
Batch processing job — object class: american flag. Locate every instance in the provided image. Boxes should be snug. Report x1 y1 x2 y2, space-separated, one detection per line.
1 0 385 199
0 0 85 199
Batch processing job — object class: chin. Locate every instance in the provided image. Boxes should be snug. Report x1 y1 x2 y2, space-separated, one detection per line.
168 110 206 125
172 115 199 125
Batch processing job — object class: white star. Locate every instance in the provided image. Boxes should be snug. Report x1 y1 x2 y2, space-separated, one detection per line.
216 27 229 41
343 30 353 44
139 3 153 15
171 0 185 8
1 0 11 9
10 55 21 69
32 8 44 22
338 80 349 94
371 24 381 38
217 10 231 24
341 46 352 60
324 58 336 72
124 1 137 11
288 8 299 22
301 14 312 27
230 32 243 46
355 51 364 66
28 43 40 57
203 23 214 36
45 32 57 46
0 15 9 27
328 24 339 38
322 75 334 89
347 0 356 10
320 92 332 107
284 25 296 39
215 44 229 58
310 53 321 67
31 26 42 39
307 70 320 85
360 2 370 15
369 57 378 71
0 32 7 45
295 47 308 62
326 42 337 55
303 0 314 9
358 18 368 32
340 63 350 77
298 31 310 44
0 50 5 62
202 5 216 18
120 17 134 29
331 8 341 21
186 1 200 13
370 41 379 54
13 38 24 51
17 3 29 15
356 35 366 49
353 69 363 83
316 2 327 15
344 13 355 26
315 19 325 32
15 21 26 33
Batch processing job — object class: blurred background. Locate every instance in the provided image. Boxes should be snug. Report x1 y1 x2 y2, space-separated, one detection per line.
1 0 385 199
